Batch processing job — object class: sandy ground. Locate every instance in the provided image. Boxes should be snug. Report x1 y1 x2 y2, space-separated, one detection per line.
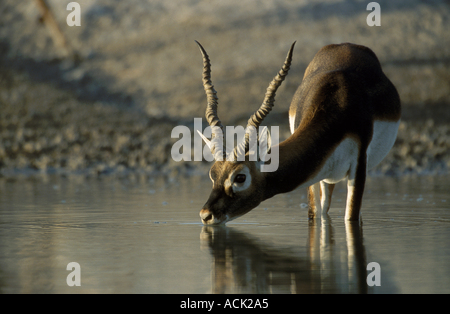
0 0 449 177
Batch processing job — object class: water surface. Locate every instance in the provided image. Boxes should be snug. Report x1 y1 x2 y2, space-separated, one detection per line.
0 174 449 293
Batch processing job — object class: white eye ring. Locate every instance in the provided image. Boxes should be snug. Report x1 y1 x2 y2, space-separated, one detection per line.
231 167 251 192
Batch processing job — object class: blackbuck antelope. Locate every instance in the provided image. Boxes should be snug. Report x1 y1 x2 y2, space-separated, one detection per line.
196 41 400 225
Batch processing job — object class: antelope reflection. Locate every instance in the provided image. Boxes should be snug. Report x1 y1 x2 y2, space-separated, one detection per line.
200 218 368 293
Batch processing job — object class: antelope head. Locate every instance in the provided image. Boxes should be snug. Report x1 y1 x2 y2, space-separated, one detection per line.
195 41 295 225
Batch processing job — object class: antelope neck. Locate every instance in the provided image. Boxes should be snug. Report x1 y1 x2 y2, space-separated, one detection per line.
263 124 346 198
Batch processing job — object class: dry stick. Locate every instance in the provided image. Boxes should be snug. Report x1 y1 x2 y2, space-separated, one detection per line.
34 0 78 60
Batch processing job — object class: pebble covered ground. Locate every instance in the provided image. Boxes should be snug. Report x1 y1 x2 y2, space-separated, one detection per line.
0 0 449 178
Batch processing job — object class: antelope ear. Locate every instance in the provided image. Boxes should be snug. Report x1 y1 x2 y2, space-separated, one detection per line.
258 126 271 162
197 130 212 150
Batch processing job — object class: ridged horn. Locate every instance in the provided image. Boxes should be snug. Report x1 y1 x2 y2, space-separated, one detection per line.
195 40 226 160
233 41 296 161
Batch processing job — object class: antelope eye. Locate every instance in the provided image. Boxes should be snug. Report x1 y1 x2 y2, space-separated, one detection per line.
234 174 246 184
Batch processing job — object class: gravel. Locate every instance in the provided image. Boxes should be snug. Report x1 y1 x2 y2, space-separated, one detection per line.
0 0 449 178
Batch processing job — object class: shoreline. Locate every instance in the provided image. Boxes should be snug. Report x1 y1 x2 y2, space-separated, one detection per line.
1 1 449 178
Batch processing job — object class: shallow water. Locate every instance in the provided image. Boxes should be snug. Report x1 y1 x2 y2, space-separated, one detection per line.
0 174 449 294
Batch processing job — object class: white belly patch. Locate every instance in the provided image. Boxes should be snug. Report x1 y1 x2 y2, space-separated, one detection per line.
319 137 359 184
296 137 360 189
301 119 399 187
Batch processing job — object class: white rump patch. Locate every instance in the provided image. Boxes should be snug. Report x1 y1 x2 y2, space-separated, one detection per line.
367 120 400 169
230 166 252 193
